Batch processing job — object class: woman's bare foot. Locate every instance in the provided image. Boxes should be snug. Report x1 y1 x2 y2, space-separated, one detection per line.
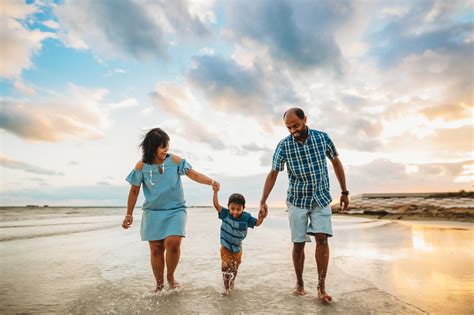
167 277 181 290
317 286 332 303
293 284 307 296
154 283 164 292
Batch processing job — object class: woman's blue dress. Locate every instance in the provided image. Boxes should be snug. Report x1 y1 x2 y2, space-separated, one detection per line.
125 155 192 241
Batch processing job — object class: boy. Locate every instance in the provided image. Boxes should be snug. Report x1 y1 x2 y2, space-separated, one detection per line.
212 183 266 295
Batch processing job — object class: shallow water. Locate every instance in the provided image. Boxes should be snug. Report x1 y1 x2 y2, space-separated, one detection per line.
0 207 472 314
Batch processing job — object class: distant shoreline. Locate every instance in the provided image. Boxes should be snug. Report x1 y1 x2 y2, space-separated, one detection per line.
335 212 474 223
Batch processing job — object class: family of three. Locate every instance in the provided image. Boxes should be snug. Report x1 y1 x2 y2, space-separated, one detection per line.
121 108 349 302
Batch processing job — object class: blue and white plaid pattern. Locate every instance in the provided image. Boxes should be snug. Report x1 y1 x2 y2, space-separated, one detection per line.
272 129 338 209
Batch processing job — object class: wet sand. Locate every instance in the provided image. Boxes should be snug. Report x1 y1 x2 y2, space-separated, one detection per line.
1 207 472 314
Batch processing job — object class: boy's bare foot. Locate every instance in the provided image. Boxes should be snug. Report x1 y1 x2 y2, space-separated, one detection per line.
317 286 332 303
221 288 231 296
293 285 307 296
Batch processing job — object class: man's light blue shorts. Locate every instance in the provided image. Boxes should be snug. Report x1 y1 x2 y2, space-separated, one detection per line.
287 202 333 243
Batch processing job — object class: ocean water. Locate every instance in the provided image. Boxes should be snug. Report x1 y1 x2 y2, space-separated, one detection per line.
1 207 473 314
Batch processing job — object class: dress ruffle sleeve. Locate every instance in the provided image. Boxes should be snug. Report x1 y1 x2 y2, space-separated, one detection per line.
125 169 143 186
177 159 192 175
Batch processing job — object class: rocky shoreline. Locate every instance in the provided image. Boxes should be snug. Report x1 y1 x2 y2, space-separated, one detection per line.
331 192 474 223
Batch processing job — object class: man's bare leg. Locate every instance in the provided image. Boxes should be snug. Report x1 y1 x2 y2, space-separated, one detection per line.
315 234 332 303
164 236 182 289
292 242 307 295
149 240 165 291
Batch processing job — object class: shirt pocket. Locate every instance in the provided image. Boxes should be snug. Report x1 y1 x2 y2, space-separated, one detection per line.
238 222 248 231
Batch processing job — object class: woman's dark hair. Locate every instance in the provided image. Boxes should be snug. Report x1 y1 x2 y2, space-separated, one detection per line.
140 128 170 164
228 193 246 207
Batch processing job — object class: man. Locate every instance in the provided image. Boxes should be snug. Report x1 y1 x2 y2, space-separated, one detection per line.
259 108 349 303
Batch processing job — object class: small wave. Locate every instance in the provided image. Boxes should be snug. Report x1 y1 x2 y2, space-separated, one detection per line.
0 223 119 242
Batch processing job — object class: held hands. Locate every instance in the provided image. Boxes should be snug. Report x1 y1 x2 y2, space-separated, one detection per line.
259 202 268 219
258 207 268 220
212 180 220 192
122 214 133 229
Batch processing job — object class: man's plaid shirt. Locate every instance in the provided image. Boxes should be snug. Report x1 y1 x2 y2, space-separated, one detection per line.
272 129 338 209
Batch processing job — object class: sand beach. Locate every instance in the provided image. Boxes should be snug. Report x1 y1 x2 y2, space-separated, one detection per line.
0 206 473 314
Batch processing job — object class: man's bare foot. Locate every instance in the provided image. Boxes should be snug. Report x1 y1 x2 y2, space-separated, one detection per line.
154 283 164 292
317 286 333 303
293 285 307 296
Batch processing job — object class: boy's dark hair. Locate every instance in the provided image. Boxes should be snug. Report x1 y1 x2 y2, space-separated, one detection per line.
140 128 170 164
283 108 305 120
228 193 246 207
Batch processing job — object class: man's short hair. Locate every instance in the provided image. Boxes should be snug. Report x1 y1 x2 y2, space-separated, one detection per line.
283 108 305 120
228 193 245 207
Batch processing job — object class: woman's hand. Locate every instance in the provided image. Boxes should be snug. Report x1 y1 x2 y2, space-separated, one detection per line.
122 214 133 229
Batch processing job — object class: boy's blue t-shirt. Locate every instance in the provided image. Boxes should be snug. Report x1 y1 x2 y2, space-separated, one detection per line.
219 207 257 253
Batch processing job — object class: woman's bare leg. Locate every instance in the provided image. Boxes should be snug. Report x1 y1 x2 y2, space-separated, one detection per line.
149 240 165 291
164 236 182 288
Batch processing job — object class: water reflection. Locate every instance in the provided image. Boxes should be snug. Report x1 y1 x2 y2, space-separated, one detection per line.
333 220 474 313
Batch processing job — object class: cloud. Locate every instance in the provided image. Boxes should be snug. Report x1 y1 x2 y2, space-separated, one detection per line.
0 85 111 142
421 102 473 121
43 19 60 30
55 0 215 60
150 82 226 149
226 0 350 72
159 0 214 38
14 80 36 95
367 1 473 67
188 54 263 108
187 54 299 126
0 1 55 78
344 158 472 194
55 0 167 58
0 155 64 175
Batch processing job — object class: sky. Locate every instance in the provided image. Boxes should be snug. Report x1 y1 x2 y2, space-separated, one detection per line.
0 0 473 207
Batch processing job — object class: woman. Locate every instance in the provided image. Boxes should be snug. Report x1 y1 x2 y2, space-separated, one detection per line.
122 127 218 291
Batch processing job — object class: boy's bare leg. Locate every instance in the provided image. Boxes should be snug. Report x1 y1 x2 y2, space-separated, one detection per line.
229 269 238 289
222 265 233 294
149 240 165 291
292 242 307 295
315 234 332 303
164 236 182 289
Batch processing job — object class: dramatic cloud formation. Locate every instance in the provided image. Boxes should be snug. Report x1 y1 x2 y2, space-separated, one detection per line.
55 0 215 60
367 0 473 67
0 1 54 78
187 53 299 127
0 85 110 142
150 82 226 149
226 0 349 72
1 0 472 205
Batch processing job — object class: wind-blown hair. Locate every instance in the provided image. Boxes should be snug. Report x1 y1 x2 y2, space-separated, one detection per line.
139 128 170 164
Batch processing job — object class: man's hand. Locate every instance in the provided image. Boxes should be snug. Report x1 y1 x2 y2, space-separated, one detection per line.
212 181 220 192
122 214 133 229
259 202 268 218
258 207 268 219
340 195 349 212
